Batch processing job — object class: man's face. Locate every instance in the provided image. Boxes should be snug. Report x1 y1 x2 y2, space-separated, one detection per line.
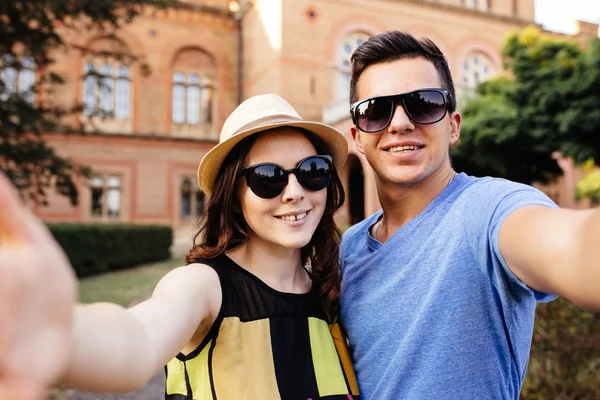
351 57 461 188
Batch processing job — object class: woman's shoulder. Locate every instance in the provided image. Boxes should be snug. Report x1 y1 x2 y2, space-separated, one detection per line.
156 261 222 298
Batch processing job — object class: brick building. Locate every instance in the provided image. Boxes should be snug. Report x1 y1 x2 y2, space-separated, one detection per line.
20 0 598 244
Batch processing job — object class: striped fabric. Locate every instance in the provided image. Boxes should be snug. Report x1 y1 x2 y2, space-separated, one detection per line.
164 255 359 400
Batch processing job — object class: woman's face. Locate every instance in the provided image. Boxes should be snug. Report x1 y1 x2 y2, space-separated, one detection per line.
237 128 328 251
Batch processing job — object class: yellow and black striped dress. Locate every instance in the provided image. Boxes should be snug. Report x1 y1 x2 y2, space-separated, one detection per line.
164 254 360 400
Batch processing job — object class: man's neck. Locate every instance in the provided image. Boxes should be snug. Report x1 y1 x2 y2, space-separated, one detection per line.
375 166 455 240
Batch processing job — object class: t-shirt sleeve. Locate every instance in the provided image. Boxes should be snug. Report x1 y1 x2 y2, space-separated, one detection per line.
463 179 559 303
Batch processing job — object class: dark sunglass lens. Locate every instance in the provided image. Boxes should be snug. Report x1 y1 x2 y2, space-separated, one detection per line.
247 164 287 198
356 98 393 132
404 90 446 124
296 157 332 191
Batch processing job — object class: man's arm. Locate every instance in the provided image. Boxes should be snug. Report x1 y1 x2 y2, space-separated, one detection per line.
499 206 600 310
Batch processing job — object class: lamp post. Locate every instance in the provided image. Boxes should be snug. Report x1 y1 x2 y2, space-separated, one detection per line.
228 0 247 105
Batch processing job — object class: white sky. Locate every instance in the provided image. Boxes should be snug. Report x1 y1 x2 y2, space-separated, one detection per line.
534 0 600 36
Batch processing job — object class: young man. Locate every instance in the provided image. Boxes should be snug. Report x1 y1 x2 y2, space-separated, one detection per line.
340 30 600 400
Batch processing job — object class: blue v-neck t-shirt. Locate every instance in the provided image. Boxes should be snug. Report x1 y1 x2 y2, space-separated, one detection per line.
340 173 558 400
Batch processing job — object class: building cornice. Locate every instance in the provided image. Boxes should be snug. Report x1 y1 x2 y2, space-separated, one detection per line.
45 130 219 146
377 0 540 28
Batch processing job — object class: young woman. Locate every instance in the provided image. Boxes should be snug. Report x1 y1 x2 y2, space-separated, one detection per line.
0 94 359 400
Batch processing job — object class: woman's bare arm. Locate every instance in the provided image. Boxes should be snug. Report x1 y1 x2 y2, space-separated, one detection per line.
60 263 221 392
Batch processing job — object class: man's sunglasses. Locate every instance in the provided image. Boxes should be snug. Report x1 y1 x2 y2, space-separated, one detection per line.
350 88 451 133
239 155 333 199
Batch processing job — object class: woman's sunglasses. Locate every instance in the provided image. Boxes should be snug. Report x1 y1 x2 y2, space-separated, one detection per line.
350 88 450 133
239 155 333 199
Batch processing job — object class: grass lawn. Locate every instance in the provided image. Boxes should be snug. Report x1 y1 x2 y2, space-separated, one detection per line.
78 256 185 306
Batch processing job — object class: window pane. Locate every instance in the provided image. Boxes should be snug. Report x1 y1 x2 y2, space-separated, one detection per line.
115 66 129 119
187 85 200 124
21 57 34 69
2 67 17 95
181 179 192 217
200 76 213 124
91 187 103 216
91 176 103 187
172 85 185 123
172 72 186 124
83 63 97 115
19 68 35 103
100 65 113 114
173 72 185 83
337 72 350 100
107 175 121 188
106 188 121 217
195 190 205 217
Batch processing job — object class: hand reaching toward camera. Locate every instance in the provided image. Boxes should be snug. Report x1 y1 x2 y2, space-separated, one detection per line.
0 173 77 399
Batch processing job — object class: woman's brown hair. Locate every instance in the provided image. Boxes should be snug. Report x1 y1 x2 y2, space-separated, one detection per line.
186 128 345 321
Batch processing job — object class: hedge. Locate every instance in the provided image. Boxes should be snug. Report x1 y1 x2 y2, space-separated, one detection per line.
523 298 600 399
47 223 173 277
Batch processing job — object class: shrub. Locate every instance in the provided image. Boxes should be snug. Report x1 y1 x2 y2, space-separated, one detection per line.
523 298 600 399
47 223 172 277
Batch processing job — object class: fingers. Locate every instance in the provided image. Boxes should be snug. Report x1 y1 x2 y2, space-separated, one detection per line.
0 173 40 245
0 380 44 400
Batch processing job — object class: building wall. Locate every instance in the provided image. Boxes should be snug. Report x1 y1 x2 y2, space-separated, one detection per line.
29 0 597 239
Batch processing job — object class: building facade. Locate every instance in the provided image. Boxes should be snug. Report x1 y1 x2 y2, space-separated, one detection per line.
17 0 598 244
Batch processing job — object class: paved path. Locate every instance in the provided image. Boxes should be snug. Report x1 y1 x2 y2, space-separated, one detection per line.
65 370 165 400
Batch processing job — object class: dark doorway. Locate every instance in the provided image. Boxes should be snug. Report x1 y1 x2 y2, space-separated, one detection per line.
347 155 365 225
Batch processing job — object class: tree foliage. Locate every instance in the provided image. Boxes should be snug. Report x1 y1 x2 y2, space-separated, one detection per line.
0 0 171 205
525 298 600 400
451 27 600 185
576 160 600 206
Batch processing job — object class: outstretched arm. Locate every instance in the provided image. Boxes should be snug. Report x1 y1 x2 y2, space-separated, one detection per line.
500 206 600 310
0 173 77 400
60 263 221 392
0 172 221 397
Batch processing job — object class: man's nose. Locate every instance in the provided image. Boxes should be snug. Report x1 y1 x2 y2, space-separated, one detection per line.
387 103 415 134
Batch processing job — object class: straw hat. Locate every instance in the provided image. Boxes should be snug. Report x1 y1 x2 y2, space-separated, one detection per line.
197 93 348 195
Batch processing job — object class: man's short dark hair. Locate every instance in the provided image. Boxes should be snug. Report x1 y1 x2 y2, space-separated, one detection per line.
350 30 457 113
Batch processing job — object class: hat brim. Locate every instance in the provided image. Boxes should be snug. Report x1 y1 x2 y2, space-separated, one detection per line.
197 120 348 195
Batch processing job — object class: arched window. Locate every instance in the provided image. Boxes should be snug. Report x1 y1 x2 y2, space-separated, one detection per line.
1 54 36 103
171 72 215 125
170 48 216 134
82 61 130 119
337 32 370 100
459 52 496 96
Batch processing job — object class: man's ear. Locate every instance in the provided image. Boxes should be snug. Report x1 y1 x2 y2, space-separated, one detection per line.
449 111 461 147
351 126 365 154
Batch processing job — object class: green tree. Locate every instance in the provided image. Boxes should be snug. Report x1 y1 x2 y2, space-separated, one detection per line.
576 160 600 206
0 0 171 206
451 27 600 184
